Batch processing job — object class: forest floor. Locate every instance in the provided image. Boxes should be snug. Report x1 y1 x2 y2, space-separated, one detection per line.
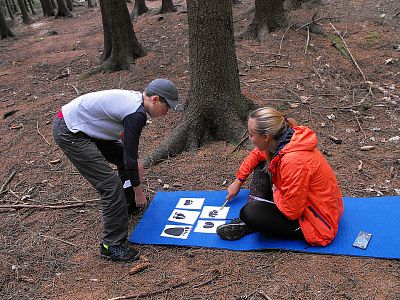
1 0 399 299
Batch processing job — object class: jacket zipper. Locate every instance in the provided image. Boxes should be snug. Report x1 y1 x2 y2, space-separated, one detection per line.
308 206 331 230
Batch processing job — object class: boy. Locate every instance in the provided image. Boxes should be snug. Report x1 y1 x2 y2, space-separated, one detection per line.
52 79 183 262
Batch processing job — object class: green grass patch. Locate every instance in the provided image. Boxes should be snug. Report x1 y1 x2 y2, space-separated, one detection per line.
328 35 350 58
366 31 379 46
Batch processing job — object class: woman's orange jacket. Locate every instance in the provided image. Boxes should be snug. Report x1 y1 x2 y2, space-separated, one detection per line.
236 126 344 246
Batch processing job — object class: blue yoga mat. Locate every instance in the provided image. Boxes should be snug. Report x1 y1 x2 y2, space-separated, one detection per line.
129 190 400 259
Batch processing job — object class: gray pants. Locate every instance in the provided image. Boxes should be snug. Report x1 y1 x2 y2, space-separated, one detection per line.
52 117 128 246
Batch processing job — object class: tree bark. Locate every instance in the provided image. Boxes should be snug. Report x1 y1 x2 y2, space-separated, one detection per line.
27 0 35 14
40 0 55 16
5 0 15 20
16 0 33 23
0 4 14 38
87 0 96 8
130 0 148 20
97 0 145 71
283 0 321 11
144 0 254 166
55 0 72 17
238 0 287 42
23 0 30 12
65 0 73 11
11 0 18 13
157 0 176 14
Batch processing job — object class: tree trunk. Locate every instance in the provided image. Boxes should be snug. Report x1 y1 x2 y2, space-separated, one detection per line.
238 0 287 42
5 0 15 20
65 0 73 11
55 0 72 17
87 0 96 8
0 5 14 38
283 0 321 11
28 0 35 14
97 0 145 71
16 0 32 23
130 0 148 20
11 0 18 13
23 0 30 12
144 0 254 166
40 0 55 16
157 0 176 14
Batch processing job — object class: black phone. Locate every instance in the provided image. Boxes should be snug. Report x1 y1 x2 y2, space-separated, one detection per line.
352 231 372 250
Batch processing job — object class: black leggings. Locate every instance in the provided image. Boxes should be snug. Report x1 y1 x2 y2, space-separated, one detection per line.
241 162 304 240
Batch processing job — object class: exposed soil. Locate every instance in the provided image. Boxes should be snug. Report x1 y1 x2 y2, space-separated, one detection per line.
1 0 399 299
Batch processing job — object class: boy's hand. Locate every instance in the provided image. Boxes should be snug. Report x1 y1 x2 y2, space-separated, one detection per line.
226 179 242 201
133 186 147 208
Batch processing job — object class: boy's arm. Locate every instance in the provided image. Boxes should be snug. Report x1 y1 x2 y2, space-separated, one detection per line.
122 111 147 187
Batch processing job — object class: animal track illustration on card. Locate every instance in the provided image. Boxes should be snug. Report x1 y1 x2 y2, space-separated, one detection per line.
175 197 205 210
199 206 229 219
194 220 226 233
168 209 200 225
161 225 192 239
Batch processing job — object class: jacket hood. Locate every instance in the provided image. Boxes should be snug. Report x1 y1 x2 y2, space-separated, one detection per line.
280 126 318 154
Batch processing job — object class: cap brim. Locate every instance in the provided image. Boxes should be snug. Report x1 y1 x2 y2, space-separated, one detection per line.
166 99 184 112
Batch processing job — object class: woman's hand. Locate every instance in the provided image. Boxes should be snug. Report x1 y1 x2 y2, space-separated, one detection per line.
226 179 242 201
133 185 147 208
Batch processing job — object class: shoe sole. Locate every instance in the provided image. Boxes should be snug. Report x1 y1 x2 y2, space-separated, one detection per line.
216 223 252 241
100 251 140 262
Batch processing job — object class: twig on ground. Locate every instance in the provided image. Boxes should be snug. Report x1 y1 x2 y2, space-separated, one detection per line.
36 121 51 146
67 84 80 95
8 189 20 200
305 27 310 54
257 290 274 300
233 6 255 23
56 57 81 72
357 160 363 172
278 24 293 56
0 203 85 210
245 78 273 83
329 22 366 82
39 233 79 247
354 115 367 143
192 269 221 288
230 132 249 154
296 16 340 31
0 170 17 194
262 98 299 103
108 269 219 300
311 65 323 82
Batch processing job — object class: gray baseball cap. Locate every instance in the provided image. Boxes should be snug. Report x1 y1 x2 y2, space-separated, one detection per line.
145 78 183 112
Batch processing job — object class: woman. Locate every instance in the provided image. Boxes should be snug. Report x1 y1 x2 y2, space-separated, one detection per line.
217 107 343 246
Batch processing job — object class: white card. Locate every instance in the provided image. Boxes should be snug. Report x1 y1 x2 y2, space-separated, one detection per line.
199 206 229 219
123 180 131 189
168 209 200 225
161 225 192 239
194 220 226 233
176 197 205 210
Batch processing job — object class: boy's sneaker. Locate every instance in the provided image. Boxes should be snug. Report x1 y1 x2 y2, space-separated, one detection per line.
216 218 255 241
100 242 140 262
